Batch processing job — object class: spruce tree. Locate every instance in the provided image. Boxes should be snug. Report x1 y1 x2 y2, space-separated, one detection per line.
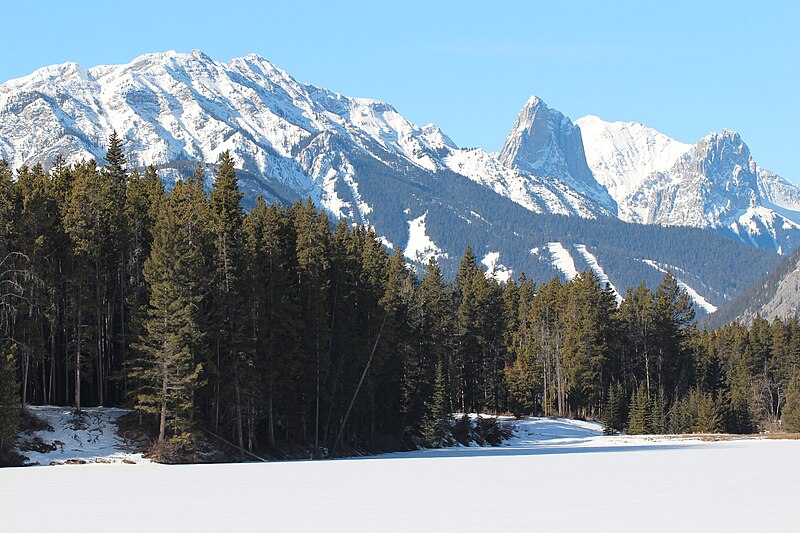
603 382 627 434
292 199 331 456
209 151 249 450
422 361 452 446
693 390 722 433
103 131 127 186
626 386 650 435
563 271 610 418
647 388 667 434
243 198 301 449
0 346 19 455
781 374 800 432
130 178 210 458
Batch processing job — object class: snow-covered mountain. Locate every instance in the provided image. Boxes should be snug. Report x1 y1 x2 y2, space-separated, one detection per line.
499 97 616 214
0 50 610 225
0 50 783 312
577 116 800 253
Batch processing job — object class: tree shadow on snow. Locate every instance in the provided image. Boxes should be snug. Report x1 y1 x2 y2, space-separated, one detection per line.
365 441 710 461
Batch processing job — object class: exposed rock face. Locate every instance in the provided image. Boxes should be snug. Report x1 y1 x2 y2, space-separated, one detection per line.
578 117 800 254
499 96 617 213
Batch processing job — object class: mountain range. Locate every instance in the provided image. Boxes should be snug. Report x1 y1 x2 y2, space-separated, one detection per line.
0 49 792 315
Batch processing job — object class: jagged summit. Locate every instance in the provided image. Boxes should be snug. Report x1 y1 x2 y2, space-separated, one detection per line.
577 114 800 253
499 96 617 213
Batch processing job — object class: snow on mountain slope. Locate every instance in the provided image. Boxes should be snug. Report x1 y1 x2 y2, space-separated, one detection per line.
546 242 579 281
403 212 446 264
0 51 611 227
498 96 617 214
573 244 623 304
578 115 800 253
643 259 717 314
443 147 607 218
480 252 513 283
575 115 690 211
0 50 785 300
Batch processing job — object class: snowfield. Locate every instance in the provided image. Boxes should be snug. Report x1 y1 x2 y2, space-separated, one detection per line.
15 406 149 466
2 416 799 532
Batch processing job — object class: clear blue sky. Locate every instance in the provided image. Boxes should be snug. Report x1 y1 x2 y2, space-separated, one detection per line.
2 1 798 181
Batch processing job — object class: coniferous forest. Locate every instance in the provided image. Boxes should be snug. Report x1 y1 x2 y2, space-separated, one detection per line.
0 134 799 463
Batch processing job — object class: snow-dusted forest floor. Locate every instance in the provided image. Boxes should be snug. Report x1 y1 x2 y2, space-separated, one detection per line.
3 411 799 532
14 406 148 465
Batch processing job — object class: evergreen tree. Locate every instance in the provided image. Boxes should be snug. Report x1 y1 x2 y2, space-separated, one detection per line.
653 273 696 399
647 388 667 434
421 361 453 446
603 381 627 434
0 346 19 455
243 198 301 449
208 152 249 450
453 247 482 413
103 131 127 186
619 283 656 396
292 199 331 456
406 259 453 437
130 178 210 458
781 374 800 432
693 390 722 433
562 271 612 418
626 386 650 435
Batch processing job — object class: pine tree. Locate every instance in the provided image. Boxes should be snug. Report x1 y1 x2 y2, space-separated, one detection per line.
781 374 800 432
453 247 483 413
619 283 656 396
292 199 331 456
130 178 210 459
563 271 611 418
208 151 249 450
504 276 542 417
0 346 19 455
693 390 722 433
653 273 696 398
626 386 650 435
668 395 693 434
103 131 127 186
243 198 301 449
422 361 452 446
402 258 453 439
647 388 667 434
603 382 627 434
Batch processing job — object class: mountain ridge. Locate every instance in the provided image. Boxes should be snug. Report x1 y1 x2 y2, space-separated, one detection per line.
0 49 787 313
577 115 800 254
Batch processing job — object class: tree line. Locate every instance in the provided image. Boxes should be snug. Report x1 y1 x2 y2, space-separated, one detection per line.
0 135 799 462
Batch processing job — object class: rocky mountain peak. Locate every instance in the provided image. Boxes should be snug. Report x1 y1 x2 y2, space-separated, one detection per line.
498 96 616 213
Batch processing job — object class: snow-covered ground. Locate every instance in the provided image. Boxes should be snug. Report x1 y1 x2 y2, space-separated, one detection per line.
2 415 799 532
15 405 148 465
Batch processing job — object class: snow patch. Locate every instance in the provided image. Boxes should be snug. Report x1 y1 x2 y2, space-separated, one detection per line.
404 212 446 264
643 259 718 313
480 252 513 283
573 244 623 304
15 406 149 466
546 242 578 280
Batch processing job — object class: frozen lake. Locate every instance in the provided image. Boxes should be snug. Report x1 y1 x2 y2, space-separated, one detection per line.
2 416 799 532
